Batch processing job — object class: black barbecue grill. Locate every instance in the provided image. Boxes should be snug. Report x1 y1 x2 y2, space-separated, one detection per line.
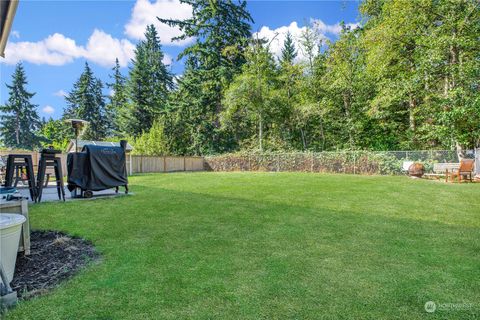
67 140 129 198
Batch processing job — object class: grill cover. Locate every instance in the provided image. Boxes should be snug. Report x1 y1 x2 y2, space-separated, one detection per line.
67 145 127 191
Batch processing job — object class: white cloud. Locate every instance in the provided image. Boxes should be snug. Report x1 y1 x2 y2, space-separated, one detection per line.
162 53 172 65
42 105 55 114
2 30 135 67
54 89 67 97
1 1 194 68
312 19 359 35
253 19 359 62
254 22 313 62
83 29 135 67
11 30 20 39
124 0 193 46
3 33 80 66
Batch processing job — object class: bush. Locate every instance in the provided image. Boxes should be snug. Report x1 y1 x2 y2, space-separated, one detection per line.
205 151 458 175
131 120 168 156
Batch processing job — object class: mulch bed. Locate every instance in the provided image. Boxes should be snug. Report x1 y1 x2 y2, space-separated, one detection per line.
10 230 100 299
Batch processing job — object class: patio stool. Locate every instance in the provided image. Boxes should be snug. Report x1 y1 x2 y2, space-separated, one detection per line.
4 154 37 201
36 150 65 202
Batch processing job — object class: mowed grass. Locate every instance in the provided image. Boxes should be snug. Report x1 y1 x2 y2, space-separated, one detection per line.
3 172 480 320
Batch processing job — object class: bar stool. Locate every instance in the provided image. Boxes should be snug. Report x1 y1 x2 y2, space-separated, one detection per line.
4 154 37 201
36 150 65 202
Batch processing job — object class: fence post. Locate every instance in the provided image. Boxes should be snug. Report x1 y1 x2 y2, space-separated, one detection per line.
184 157 186 171
277 154 280 172
163 156 166 172
353 152 356 175
129 154 132 175
476 148 480 175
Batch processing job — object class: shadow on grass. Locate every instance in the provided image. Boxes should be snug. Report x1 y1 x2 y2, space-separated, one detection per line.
10 179 479 320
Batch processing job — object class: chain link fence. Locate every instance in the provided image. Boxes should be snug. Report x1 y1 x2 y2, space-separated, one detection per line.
205 150 476 175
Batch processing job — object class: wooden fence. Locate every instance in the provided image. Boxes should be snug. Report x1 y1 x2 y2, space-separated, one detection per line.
0 150 68 175
0 151 204 176
130 155 204 174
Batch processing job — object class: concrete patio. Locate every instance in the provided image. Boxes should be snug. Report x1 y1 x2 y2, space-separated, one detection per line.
15 184 130 203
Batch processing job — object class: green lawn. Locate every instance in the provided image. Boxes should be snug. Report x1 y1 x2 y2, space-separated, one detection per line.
4 173 480 319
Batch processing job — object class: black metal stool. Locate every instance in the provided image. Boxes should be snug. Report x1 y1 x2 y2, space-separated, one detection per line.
36 150 65 202
4 154 37 201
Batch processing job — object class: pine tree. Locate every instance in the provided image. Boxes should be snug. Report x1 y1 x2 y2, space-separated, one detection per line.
64 62 108 140
128 24 173 136
278 31 303 150
107 58 129 135
0 63 42 150
159 0 253 155
280 32 297 65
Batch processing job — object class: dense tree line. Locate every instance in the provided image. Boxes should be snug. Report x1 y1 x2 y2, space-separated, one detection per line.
1 0 478 154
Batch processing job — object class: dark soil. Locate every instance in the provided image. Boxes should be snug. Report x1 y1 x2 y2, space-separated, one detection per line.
11 230 100 299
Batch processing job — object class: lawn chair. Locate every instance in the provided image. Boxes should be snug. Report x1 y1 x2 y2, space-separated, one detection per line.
446 159 475 183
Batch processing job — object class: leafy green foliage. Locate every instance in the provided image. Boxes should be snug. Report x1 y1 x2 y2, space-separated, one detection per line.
223 43 287 151
130 120 169 156
0 63 42 150
39 118 72 151
360 0 480 149
219 0 479 153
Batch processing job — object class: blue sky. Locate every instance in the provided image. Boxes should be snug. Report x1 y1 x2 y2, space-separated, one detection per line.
0 0 360 120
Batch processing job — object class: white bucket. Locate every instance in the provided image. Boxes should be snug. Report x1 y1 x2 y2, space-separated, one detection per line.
0 214 26 284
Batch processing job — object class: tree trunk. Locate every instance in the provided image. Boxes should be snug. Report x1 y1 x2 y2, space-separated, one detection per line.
408 95 416 133
455 142 464 160
259 114 263 152
343 91 354 148
317 102 326 151
300 127 306 151
15 112 20 145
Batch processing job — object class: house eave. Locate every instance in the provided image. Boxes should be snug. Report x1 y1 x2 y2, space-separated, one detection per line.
0 0 19 58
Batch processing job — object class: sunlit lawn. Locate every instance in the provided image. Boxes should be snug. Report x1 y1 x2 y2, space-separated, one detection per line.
4 172 480 319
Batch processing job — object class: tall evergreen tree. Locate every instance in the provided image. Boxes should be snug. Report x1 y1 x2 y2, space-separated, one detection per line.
64 62 108 140
159 0 253 155
128 24 173 136
280 32 297 65
107 58 129 135
0 63 42 150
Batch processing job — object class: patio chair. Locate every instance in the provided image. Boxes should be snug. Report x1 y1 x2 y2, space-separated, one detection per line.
446 159 475 183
